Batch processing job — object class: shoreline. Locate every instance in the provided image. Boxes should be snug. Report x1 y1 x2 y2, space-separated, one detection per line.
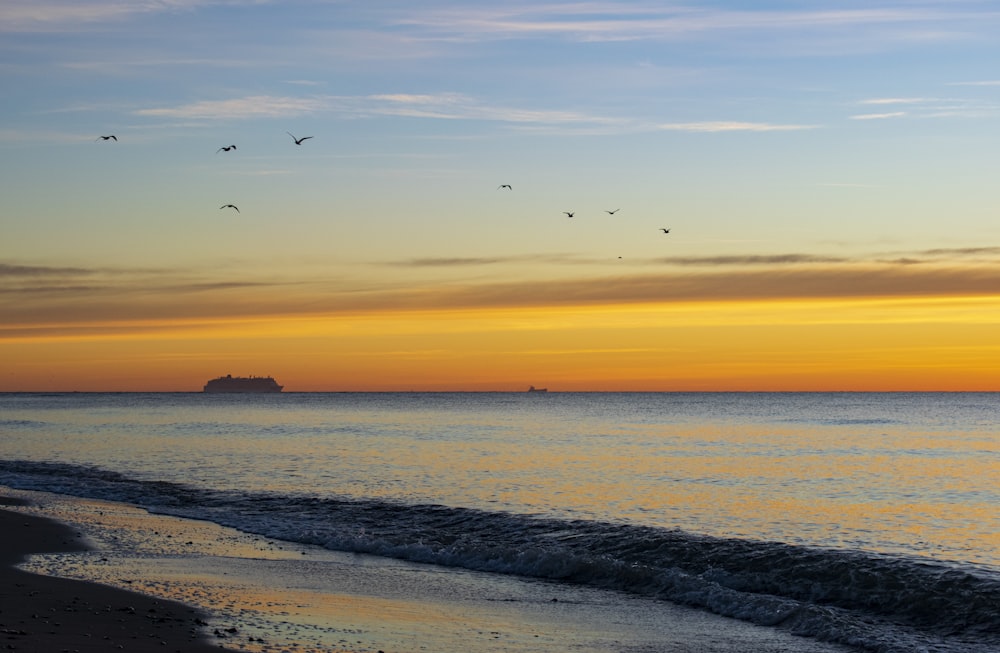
0 497 229 653
0 489 861 653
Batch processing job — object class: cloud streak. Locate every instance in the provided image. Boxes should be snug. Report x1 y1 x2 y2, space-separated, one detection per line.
656 121 818 132
0 263 96 277
4 251 1000 338
854 95 1000 120
392 4 992 46
8 2 996 44
859 97 931 105
135 92 616 125
136 95 330 120
388 253 598 268
653 254 850 266
851 111 906 120
948 80 1000 87
136 92 816 136
0 0 269 32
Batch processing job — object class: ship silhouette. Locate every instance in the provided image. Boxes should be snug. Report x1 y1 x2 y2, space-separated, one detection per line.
203 374 283 393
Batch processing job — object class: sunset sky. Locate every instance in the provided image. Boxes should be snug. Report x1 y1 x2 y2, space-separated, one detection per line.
2 1 1000 391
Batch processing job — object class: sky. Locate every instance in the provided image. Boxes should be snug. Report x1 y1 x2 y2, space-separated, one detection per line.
2 0 1000 392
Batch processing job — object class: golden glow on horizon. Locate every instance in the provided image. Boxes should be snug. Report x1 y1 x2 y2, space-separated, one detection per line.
2 294 999 392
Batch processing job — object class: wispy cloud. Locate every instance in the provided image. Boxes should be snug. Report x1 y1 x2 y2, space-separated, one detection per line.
394 256 519 268
367 93 616 125
388 254 595 268
134 92 628 130
0 261 282 294
0 0 269 32
392 5 989 46
948 80 1000 87
0 1 147 30
851 111 906 120
0 263 96 277
420 265 1000 312
5 250 1000 336
656 121 818 132
859 97 931 105
6 2 992 40
136 95 329 120
854 95 1000 120
911 246 1000 259
653 254 849 266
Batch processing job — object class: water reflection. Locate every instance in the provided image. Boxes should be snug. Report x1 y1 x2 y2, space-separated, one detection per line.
0 392 997 568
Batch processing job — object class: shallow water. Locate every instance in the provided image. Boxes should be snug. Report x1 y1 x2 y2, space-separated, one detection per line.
10 490 854 653
1 392 998 651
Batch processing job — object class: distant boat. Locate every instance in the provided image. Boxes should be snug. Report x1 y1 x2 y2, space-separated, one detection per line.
527 385 548 393
203 374 283 393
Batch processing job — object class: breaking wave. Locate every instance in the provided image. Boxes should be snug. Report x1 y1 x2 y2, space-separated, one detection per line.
1 460 997 653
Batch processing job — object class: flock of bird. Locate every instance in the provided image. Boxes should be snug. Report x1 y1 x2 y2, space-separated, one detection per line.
497 184 670 234
98 131 313 216
97 134 671 234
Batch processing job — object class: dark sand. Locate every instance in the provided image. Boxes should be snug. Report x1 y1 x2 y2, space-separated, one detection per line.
0 497 229 652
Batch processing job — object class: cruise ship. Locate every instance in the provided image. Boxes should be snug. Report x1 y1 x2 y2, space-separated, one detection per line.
203 375 283 393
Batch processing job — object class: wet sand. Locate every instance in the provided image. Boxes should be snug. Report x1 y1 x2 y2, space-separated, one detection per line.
3 489 857 653
0 496 228 652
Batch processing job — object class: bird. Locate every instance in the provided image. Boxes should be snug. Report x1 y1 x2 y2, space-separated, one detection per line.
660 228 670 234
220 204 240 213
96 135 117 141
498 184 512 190
605 209 620 215
287 132 313 145
563 212 575 218
216 145 236 153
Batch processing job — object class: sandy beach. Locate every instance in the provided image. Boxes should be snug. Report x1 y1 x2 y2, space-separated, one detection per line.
0 497 230 652
0 488 861 653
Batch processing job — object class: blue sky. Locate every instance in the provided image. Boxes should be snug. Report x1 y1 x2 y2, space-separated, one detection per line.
3 1 1000 390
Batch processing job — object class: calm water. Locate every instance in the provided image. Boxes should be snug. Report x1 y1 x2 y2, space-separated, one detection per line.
1 391 998 652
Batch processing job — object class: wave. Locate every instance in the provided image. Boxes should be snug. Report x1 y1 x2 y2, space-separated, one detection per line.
778 417 902 426
1 460 997 653
0 419 47 428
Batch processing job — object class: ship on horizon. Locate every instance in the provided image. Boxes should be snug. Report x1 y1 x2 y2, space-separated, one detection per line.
203 374 283 393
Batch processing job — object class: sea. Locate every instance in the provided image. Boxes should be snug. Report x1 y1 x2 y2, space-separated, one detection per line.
0 391 997 652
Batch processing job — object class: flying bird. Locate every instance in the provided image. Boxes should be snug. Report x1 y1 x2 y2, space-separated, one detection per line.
96 135 117 141
498 184 512 190
216 145 236 153
564 211 575 218
660 228 670 234
220 204 240 213
287 132 313 145
605 209 620 215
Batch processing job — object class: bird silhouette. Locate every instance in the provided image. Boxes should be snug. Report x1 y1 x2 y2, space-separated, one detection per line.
220 204 240 213
498 184 512 190
216 145 236 153
287 132 313 145
605 209 620 215
660 228 670 234
96 135 117 141
564 211 575 218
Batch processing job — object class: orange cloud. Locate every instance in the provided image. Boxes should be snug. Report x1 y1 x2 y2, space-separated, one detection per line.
4 255 1000 334
3 253 1000 391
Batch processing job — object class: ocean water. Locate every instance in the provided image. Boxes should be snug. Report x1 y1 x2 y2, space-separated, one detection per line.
0 391 997 652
